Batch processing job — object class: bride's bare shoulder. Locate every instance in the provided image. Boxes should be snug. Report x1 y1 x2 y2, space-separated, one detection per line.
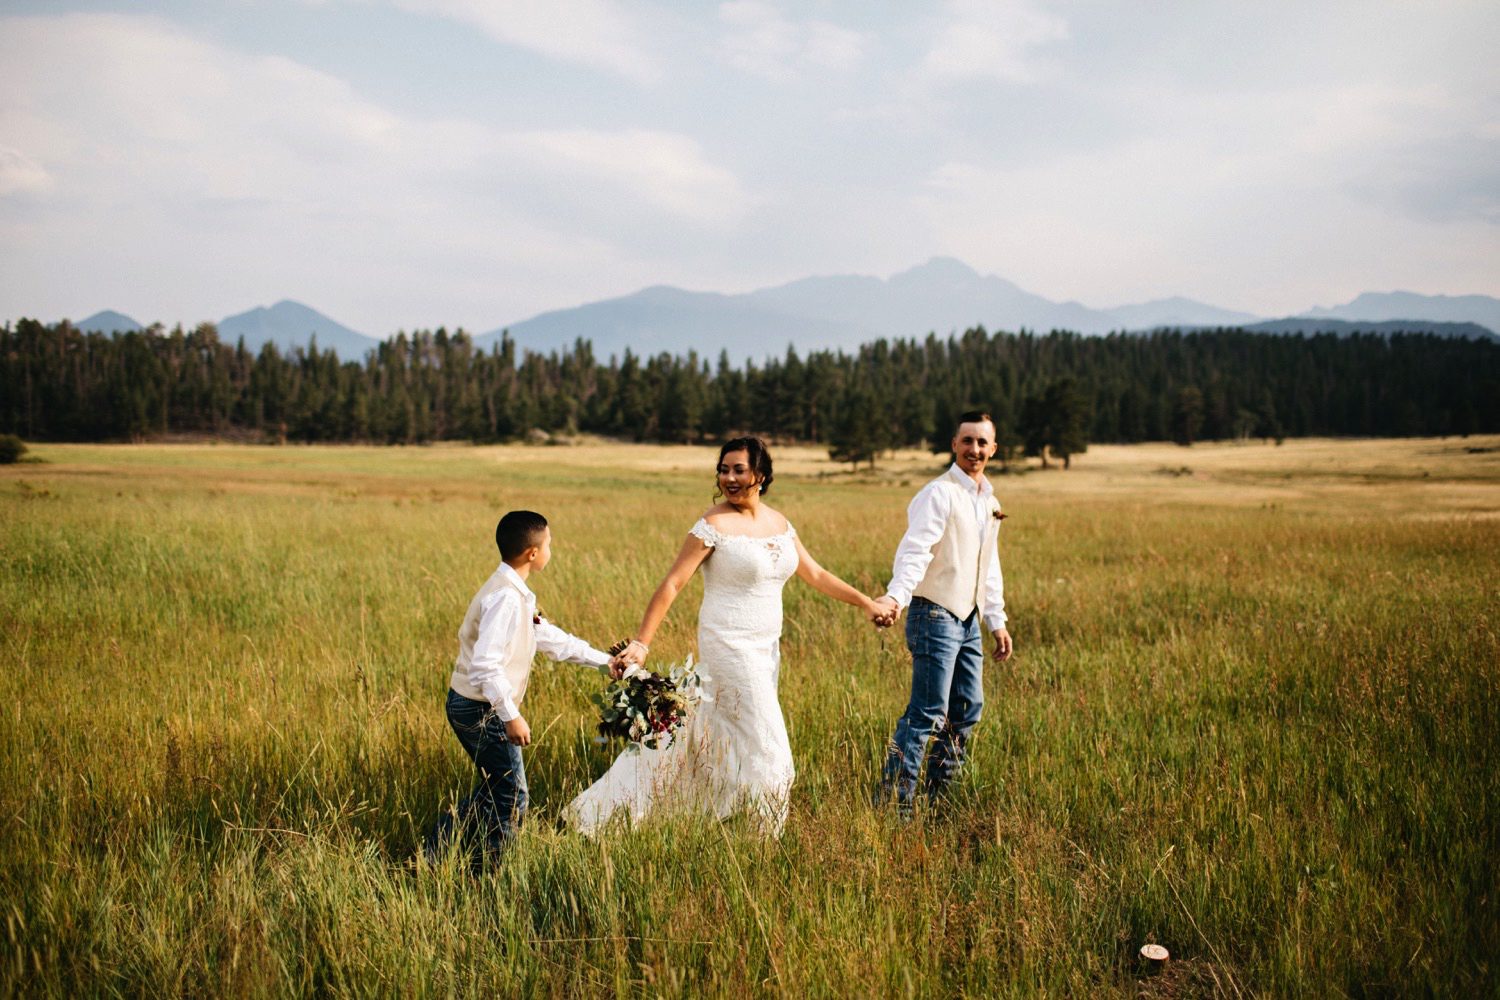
700 503 737 525
760 504 790 533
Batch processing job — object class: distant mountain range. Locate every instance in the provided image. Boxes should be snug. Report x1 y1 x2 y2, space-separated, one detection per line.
78 300 381 359
473 258 1499 358
1242 317 1495 339
66 258 1500 361
472 258 1272 358
1302 290 1500 333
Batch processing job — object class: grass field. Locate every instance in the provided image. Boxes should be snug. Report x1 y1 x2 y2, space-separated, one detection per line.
3 436 1497 997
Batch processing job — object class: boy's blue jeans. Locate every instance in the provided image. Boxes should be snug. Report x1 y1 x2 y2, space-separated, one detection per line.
880 597 985 806
425 689 528 862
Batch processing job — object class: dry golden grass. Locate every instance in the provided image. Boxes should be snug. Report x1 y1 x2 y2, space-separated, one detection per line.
3 434 1497 997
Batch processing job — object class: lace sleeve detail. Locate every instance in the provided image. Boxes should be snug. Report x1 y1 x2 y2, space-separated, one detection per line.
689 518 720 548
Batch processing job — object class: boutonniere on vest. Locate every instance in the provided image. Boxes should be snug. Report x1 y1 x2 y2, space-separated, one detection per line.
994 510 1007 520
533 610 545 625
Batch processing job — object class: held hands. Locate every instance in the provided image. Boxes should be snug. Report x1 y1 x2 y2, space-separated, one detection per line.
606 638 649 678
868 595 900 629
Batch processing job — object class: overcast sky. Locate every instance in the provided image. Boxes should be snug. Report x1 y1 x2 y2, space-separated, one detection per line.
2 0 1496 336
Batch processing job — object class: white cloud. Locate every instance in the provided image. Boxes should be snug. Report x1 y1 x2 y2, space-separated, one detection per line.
1094 77 1500 227
914 97 1500 314
505 129 750 222
384 0 661 83
804 20 866 72
719 1 868 81
1350 133 1500 226
1297 85 1500 226
0 146 52 196
0 13 404 206
0 12 744 330
920 0 1068 84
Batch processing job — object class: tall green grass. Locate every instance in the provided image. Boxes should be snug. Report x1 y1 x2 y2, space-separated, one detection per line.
2 443 1496 996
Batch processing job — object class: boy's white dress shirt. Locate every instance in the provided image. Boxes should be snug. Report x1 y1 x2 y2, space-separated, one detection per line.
458 563 611 722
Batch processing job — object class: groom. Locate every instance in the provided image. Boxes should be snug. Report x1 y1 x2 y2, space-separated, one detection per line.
873 410 1013 812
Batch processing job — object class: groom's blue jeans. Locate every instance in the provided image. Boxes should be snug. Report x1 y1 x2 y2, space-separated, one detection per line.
425 689 528 862
881 598 985 805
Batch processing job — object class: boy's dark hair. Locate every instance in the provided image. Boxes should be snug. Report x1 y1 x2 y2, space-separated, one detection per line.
955 410 996 436
496 510 548 562
717 436 774 495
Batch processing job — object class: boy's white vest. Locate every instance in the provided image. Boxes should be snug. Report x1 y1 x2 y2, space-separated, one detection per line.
911 476 1002 622
449 570 537 704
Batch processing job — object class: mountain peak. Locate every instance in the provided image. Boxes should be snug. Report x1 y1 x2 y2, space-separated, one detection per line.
236 299 318 316
76 309 143 334
217 301 374 358
897 257 981 283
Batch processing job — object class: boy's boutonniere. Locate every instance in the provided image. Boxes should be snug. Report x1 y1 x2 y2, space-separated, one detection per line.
533 609 545 625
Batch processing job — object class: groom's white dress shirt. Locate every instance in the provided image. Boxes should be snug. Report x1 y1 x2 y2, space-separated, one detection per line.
884 463 1007 634
457 563 610 722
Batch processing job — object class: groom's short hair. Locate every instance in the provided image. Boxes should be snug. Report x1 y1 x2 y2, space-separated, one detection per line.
496 510 548 561
955 409 996 435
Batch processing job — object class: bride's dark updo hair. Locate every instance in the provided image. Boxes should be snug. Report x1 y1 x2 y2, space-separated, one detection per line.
717 436 773 496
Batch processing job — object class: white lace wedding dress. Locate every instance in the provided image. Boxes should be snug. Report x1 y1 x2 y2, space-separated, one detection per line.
564 518 799 837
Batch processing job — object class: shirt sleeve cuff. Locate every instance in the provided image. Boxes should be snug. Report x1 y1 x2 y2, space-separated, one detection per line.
493 697 520 722
984 613 1008 634
884 590 911 610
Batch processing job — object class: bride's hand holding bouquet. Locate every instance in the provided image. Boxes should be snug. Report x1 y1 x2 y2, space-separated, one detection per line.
594 641 702 752
606 637 649 677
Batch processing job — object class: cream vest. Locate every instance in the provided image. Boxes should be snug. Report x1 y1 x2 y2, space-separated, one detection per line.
911 476 1002 621
449 570 538 704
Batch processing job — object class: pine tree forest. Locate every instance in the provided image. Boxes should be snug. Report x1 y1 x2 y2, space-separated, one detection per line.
3 319 1497 460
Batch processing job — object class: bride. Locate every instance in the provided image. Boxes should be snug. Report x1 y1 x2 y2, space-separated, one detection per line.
565 437 886 837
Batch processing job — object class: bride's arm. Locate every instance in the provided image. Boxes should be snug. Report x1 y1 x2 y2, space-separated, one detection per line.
621 533 712 664
792 536 883 618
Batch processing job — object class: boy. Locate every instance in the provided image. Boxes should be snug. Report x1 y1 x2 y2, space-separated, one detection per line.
426 510 614 864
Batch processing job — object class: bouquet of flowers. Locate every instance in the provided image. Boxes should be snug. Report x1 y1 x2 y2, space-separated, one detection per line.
593 652 702 751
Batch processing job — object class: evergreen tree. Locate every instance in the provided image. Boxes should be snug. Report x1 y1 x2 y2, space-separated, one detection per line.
1020 378 1090 468
828 382 884 469
1172 386 1206 446
1044 378 1090 469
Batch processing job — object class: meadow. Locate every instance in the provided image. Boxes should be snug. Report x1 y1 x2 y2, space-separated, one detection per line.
2 436 1497 997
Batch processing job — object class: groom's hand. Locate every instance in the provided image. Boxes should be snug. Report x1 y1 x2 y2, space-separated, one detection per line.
605 638 636 678
991 628 1013 662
